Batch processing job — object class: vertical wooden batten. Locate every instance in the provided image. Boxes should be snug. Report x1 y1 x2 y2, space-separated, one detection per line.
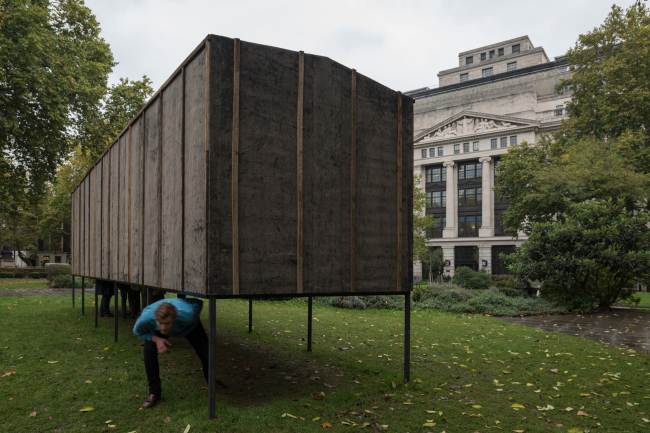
350 69 357 293
231 38 241 296
93 165 97 277
107 145 111 279
181 66 186 292
141 113 146 285
396 92 403 291
128 126 132 282
158 94 164 289
296 51 304 294
204 38 210 296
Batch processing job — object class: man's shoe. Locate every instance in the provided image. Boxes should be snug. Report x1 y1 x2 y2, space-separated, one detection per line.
142 394 160 409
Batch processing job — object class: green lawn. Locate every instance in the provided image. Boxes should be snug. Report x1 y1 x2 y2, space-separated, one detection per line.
0 278 49 290
1 296 649 433
620 291 650 308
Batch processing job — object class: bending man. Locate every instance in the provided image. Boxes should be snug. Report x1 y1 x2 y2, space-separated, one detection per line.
133 297 226 409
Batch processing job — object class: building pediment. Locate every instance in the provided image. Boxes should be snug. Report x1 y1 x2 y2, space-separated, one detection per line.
414 111 540 144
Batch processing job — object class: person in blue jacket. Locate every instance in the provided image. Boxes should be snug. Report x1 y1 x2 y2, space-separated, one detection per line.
133 297 226 409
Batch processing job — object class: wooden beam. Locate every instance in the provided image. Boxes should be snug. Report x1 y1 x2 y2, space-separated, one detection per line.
350 69 357 293
128 126 132 282
181 66 186 292
204 38 211 296
158 94 164 288
296 51 304 294
396 92 403 291
231 38 241 296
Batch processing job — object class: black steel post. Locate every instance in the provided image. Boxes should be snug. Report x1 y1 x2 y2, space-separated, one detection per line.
248 300 252 333
208 296 216 419
72 274 75 308
307 295 313 352
114 282 118 342
81 277 85 315
404 291 411 383
94 282 98 328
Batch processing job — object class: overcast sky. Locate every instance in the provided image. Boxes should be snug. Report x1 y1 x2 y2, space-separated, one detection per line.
85 0 637 93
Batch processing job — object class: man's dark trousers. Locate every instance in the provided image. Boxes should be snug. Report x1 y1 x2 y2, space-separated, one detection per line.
143 321 210 397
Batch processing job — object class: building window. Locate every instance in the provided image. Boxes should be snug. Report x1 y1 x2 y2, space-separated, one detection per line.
507 62 517 72
558 66 568 73
510 136 517 145
555 105 563 116
482 68 493 77
430 217 446 239
491 138 497 149
473 141 479 151
489 50 496 58
430 148 435 157
438 147 443 156
458 214 482 237
454 144 460 154
421 149 427 158
500 137 508 148
427 191 446 208
458 188 482 206
512 44 520 54
466 56 473 65
463 142 470 153
460 73 469 82
425 166 447 183
458 162 482 180
498 48 504 56
480 52 486 61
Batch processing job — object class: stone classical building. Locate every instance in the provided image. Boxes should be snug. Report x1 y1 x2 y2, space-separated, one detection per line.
407 36 572 279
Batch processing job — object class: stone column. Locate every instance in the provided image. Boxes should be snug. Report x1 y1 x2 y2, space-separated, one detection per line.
442 245 455 278
478 156 493 237
442 161 457 238
478 245 492 273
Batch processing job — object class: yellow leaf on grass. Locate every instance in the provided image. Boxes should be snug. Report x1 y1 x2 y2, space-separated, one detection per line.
85 380 92 383
580 393 590 397
28 411 36 418
414 378 423 383
281 413 298 419
511 404 525 409
47 361 57 364
564 407 573 411
322 422 332 428
79 406 94 412
526 383 533 386
577 411 589 416
104 347 109 350
423 422 436 427
568 429 583 433
183 424 190 433
313 417 320 421
472 405 482 409
108 425 116 428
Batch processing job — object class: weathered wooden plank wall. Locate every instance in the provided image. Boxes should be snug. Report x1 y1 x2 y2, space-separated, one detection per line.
143 98 161 288
161 75 183 292
72 35 413 296
130 117 143 284
183 49 207 294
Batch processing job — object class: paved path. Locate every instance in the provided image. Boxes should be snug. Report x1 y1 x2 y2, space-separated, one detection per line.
496 309 650 353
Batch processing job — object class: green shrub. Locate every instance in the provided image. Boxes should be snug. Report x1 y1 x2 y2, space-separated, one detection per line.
452 267 475 287
539 281 595 313
363 295 404 310
491 274 513 283
495 279 519 289
50 274 73 288
12 272 25 278
452 267 491 289
330 296 366 309
412 284 429 302
413 284 567 316
0 272 13 278
29 272 46 279
495 286 525 297
45 264 71 284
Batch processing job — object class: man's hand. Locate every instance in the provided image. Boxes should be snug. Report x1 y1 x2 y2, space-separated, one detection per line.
151 335 171 354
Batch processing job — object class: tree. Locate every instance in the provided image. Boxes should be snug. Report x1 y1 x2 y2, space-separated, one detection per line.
0 0 115 201
495 136 649 236
39 77 154 243
413 174 436 264
504 199 650 310
421 247 444 282
558 2 650 172
494 3 650 235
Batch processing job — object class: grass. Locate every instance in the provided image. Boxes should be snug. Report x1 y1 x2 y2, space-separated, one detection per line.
0 278 49 290
0 295 649 433
619 291 650 308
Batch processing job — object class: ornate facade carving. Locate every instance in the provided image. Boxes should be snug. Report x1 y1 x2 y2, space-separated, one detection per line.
416 113 525 143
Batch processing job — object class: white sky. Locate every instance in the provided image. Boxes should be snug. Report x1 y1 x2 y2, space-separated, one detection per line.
85 0 637 93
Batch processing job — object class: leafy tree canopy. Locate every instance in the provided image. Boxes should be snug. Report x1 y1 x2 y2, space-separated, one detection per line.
0 0 115 202
504 199 650 310
413 173 436 263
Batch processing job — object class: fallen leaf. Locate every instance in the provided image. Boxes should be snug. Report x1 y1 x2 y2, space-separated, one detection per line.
322 422 332 428
472 405 482 409
47 361 57 364
312 417 320 421
423 422 436 427
2 369 16 378
511 404 525 409
79 406 94 412
281 413 298 419
108 425 116 428
183 424 190 433
85 380 92 384
567 429 583 433
577 411 588 416
28 411 36 418
164 417 171 423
